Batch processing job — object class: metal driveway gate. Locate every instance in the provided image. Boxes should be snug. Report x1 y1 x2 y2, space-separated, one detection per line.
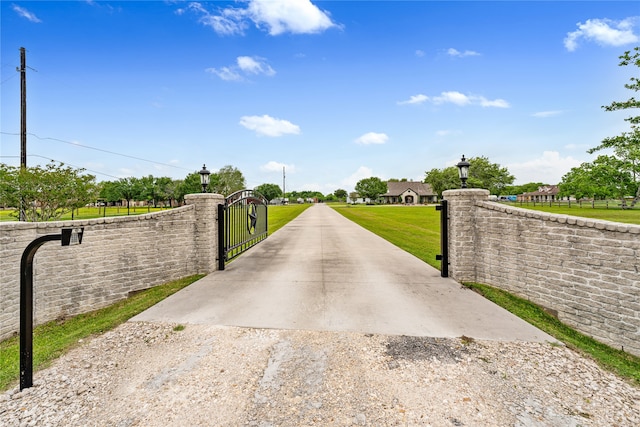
218 189 268 270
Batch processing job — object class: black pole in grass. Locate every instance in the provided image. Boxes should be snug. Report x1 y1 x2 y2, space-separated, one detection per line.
20 228 84 390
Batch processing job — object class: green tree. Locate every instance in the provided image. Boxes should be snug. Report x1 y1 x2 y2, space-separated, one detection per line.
559 155 635 200
214 165 246 196
355 177 387 202
0 162 97 221
254 183 282 201
588 47 640 207
466 156 515 194
179 172 202 198
424 156 514 196
99 180 123 205
502 182 547 196
115 177 143 215
334 189 347 201
424 167 459 198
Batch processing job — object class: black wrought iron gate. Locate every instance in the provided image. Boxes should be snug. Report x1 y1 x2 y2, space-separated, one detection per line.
218 189 268 270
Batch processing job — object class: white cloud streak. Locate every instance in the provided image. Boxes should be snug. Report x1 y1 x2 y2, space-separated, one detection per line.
260 160 295 173
355 132 389 145
532 110 564 118
206 56 275 81
247 0 337 35
413 91 510 108
508 151 582 184
12 5 42 23
239 115 301 137
397 94 428 105
447 48 480 57
185 0 337 36
342 166 374 189
564 17 639 51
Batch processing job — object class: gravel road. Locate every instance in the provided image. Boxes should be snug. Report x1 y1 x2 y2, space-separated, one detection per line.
2 322 638 426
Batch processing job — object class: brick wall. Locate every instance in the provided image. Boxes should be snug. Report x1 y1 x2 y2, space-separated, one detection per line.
444 189 640 356
0 193 223 341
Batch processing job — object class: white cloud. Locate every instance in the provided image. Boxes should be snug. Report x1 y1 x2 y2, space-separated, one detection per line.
189 2 248 36
206 56 275 81
237 56 276 76
355 132 389 145
478 97 510 108
185 0 337 36
239 114 301 137
432 91 472 106
260 160 295 173
564 17 639 51
447 48 480 57
427 91 510 108
205 66 242 81
247 0 337 35
12 5 42 23
415 49 425 57
507 151 582 184
342 166 375 189
532 110 564 118
398 94 428 105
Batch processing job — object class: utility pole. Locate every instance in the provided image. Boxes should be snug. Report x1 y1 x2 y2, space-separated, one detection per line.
282 166 286 204
19 47 27 221
19 47 27 168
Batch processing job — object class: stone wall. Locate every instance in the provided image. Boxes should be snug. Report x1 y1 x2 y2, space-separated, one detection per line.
443 189 640 356
0 193 223 341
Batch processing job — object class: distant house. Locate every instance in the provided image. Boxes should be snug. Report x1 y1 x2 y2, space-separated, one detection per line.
381 181 437 205
518 185 562 202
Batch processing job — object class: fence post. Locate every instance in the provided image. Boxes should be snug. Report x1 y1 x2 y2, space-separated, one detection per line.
441 189 490 283
185 193 225 273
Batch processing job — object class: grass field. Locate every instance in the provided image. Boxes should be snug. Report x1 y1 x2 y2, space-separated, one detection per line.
268 204 312 234
332 205 441 269
506 202 640 225
0 206 169 222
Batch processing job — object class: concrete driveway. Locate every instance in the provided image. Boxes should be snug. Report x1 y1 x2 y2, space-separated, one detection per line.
133 204 554 342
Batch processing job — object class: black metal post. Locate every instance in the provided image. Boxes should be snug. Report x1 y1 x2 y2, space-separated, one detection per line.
218 203 225 271
20 234 61 390
435 200 449 277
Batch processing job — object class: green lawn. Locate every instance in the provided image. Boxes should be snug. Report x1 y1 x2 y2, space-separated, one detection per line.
332 204 442 269
507 202 640 225
268 204 312 234
0 206 169 222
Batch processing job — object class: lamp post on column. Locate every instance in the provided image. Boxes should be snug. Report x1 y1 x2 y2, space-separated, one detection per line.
456 155 470 188
199 164 211 193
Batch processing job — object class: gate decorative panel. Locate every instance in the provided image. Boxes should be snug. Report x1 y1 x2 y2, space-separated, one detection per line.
218 190 268 270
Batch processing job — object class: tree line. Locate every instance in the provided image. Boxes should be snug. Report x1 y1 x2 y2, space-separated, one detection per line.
0 164 247 221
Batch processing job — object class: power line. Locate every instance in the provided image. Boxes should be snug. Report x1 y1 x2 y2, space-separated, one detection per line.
1 154 141 180
0 131 193 172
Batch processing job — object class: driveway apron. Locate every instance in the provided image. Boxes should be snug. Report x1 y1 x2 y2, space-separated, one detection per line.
133 204 555 342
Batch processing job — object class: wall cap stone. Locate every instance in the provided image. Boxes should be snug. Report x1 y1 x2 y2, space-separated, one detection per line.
476 200 640 234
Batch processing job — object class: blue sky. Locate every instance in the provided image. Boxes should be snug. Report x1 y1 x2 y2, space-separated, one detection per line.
1 1 639 194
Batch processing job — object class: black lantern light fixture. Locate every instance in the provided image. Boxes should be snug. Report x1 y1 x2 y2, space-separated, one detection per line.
199 164 211 193
456 155 470 188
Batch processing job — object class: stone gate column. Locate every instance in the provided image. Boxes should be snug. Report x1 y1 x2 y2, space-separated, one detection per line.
185 193 224 273
442 189 489 283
